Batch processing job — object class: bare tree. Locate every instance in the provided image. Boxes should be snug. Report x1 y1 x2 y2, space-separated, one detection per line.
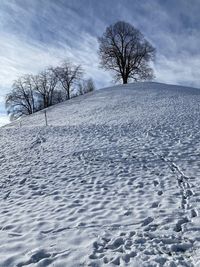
5 75 37 120
51 89 65 104
33 68 58 109
98 21 155 84
54 61 83 100
85 78 95 93
78 78 95 95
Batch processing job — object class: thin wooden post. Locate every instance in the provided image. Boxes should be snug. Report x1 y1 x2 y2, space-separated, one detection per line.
44 110 48 126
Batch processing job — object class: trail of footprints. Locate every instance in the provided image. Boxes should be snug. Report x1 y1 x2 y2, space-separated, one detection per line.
88 148 197 266
159 155 198 232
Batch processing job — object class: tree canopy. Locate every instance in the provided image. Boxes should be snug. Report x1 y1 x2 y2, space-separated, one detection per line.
98 21 156 84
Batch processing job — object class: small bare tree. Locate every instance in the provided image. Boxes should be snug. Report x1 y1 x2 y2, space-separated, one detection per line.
78 78 95 95
85 78 95 93
5 75 37 120
54 61 83 100
33 68 58 109
98 21 155 84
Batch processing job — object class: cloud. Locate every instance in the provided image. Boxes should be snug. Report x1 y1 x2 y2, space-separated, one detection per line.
155 53 200 88
0 1 111 90
0 32 110 86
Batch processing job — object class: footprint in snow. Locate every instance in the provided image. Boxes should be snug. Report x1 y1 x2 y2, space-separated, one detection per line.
190 208 198 218
141 216 154 226
3 191 11 200
153 180 159 187
157 190 163 196
151 201 159 208
19 178 27 185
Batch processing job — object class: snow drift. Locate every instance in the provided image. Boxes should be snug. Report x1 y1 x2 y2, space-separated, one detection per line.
1 82 200 266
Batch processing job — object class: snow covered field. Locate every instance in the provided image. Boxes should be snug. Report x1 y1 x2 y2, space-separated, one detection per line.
1 82 200 266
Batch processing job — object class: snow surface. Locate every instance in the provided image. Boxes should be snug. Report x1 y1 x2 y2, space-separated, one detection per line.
1 82 200 266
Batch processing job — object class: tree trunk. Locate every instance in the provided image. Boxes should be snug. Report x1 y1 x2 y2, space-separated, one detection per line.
122 76 128 84
66 88 70 100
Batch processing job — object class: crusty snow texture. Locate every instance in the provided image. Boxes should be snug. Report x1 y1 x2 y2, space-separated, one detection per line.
1 82 200 266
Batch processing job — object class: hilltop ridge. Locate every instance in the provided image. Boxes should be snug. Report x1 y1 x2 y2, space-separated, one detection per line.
5 81 200 128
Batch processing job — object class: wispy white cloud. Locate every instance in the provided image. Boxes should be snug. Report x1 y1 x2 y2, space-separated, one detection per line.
0 0 111 96
0 32 111 88
154 53 200 88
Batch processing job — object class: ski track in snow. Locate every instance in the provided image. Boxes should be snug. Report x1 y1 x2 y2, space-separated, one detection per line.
1 82 200 266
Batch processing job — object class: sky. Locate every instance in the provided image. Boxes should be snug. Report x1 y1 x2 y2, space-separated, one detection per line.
0 0 200 125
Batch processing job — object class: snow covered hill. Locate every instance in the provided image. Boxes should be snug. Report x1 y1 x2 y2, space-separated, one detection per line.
1 82 200 266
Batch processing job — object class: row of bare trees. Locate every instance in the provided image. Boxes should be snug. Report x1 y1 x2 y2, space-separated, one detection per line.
6 61 95 120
